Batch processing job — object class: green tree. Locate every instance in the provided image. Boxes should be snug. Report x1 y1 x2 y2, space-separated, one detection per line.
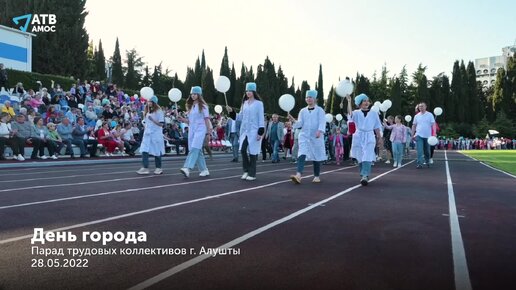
141 66 151 87
449 61 461 122
316 64 324 107
110 38 124 85
94 39 106 81
124 49 144 90
492 67 505 116
466 61 480 123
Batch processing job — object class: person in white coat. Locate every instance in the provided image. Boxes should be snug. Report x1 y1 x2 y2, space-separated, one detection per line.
226 82 265 181
346 93 382 186
137 95 165 175
179 86 212 178
287 89 326 184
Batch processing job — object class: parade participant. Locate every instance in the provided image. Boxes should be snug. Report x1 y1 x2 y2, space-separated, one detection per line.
411 102 435 168
288 90 326 184
333 127 345 165
179 86 212 178
137 95 165 175
383 115 407 167
226 82 265 181
346 94 382 186
267 113 284 163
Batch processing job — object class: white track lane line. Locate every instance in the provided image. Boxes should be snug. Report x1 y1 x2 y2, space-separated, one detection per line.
458 151 516 179
0 164 311 209
0 166 353 244
445 151 473 290
0 161 240 183
0 163 279 192
128 164 403 290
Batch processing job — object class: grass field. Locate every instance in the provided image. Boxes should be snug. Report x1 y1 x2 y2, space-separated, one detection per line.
461 150 516 175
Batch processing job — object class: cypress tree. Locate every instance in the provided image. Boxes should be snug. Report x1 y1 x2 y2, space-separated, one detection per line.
95 39 106 81
316 64 324 107
457 61 468 123
110 38 124 86
466 61 479 123
449 61 461 122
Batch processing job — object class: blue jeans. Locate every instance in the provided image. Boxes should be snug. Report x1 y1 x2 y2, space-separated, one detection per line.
183 148 207 171
296 155 321 177
392 142 404 165
416 136 430 165
359 161 372 177
142 152 162 168
230 133 239 160
271 139 280 162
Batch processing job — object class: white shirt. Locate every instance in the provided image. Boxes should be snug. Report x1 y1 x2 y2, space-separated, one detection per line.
413 112 435 138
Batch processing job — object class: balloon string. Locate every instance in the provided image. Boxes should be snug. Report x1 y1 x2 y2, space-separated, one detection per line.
224 92 228 107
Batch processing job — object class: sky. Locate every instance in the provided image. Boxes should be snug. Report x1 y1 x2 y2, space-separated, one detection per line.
84 0 516 96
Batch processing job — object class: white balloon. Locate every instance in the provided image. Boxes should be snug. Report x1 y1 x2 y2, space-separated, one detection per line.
428 136 438 146
433 107 443 116
405 115 412 122
278 94 295 112
380 102 389 112
214 105 223 114
371 105 380 113
168 88 182 102
336 114 343 121
133 94 138 99
140 87 154 100
215 76 231 93
383 99 392 109
325 113 334 123
374 101 381 107
336 79 354 97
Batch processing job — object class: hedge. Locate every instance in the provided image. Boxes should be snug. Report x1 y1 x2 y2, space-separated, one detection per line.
5 69 76 92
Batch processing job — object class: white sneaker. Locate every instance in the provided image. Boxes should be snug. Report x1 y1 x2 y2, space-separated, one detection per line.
51 155 58 160
429 158 434 164
385 160 391 164
397 163 402 168
180 167 190 178
245 176 256 181
136 167 150 175
154 168 163 175
393 162 398 167
39 155 48 160
241 172 248 180
199 170 210 177
17 154 25 161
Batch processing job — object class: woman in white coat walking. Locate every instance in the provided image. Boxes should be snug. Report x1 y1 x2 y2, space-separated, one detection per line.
137 95 165 175
179 86 212 178
226 82 265 181
288 90 326 184
346 94 382 185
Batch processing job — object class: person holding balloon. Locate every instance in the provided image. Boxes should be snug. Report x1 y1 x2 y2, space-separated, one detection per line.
346 93 382 186
411 102 435 168
226 82 265 181
383 115 407 168
287 90 327 184
178 86 212 178
137 94 165 175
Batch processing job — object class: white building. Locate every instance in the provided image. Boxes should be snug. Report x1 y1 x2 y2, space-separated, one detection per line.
475 45 516 88
0 24 35 72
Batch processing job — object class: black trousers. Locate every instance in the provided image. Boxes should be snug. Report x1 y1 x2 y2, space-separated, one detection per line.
241 137 257 177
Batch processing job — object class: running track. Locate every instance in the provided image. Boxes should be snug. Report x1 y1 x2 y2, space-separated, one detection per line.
0 151 514 290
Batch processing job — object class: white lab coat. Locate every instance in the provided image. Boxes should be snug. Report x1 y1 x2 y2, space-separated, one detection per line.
293 106 327 161
187 103 209 150
237 99 264 155
140 109 165 156
350 109 381 163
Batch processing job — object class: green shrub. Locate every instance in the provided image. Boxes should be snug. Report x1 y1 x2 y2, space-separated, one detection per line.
6 69 76 91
